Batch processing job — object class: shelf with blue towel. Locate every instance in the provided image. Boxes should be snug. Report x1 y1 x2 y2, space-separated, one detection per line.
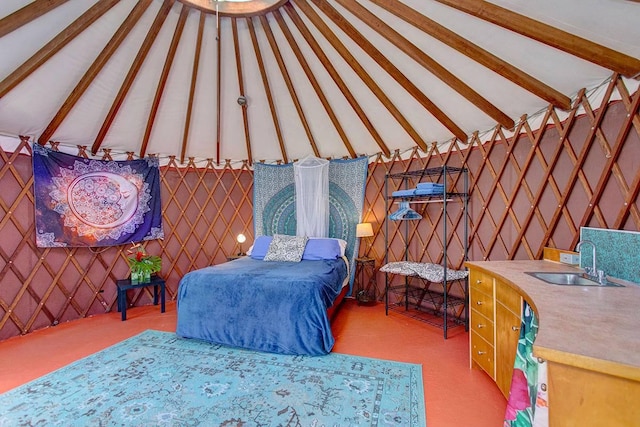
390 192 465 201
384 165 469 339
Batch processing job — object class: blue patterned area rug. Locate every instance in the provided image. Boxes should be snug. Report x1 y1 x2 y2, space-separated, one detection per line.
0 330 425 426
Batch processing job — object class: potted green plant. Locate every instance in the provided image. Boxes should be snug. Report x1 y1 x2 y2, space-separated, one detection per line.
127 243 162 284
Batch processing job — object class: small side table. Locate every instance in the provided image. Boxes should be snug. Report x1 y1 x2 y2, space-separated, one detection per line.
354 257 377 306
116 275 166 321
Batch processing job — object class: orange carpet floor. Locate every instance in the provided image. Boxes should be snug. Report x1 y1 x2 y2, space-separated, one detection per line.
0 299 506 426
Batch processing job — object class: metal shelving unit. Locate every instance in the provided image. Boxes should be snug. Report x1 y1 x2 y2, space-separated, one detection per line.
383 165 469 339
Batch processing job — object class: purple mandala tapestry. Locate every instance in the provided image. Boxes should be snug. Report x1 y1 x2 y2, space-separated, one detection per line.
33 145 164 247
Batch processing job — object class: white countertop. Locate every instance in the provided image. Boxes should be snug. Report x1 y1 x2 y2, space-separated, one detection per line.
466 260 640 381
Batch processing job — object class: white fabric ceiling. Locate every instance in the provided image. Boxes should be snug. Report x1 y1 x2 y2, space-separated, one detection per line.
0 0 638 167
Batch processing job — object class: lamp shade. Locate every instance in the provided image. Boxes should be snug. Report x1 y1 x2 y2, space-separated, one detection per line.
356 222 374 238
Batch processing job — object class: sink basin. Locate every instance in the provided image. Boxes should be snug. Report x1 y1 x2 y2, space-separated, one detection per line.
525 272 623 287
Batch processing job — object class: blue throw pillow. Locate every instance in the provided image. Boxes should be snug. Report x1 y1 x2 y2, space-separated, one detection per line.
249 235 273 259
302 238 342 260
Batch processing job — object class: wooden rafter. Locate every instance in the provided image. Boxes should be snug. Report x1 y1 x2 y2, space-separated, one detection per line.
0 0 70 38
91 0 175 156
246 16 288 163
259 14 320 157
368 0 572 110
140 5 190 159
289 2 424 154
180 11 206 164
335 0 514 129
293 0 393 156
216 8 222 164
232 18 253 165
304 0 467 144
0 0 120 99
38 0 153 145
432 0 640 78
280 6 357 158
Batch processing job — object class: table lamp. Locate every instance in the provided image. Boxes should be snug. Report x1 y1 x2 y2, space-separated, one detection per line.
237 233 246 256
356 222 374 256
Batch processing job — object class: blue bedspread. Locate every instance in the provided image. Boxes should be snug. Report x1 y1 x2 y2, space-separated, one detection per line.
176 257 348 355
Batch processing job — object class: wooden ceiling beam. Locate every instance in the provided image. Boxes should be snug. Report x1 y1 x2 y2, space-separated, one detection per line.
304 0 467 143
433 0 640 78
246 16 288 163
180 11 206 164
140 5 190 158
290 3 425 154
0 0 120 99
293 0 392 156
38 0 153 145
92 0 175 156
276 8 355 158
259 14 320 158
295 0 418 156
369 0 572 110
0 0 70 38
215 6 222 164
232 18 253 165
335 0 514 129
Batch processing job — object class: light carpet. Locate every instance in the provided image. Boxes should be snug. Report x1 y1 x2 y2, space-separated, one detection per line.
0 330 425 426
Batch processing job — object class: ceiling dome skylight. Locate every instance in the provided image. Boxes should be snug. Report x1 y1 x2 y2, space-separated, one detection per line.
179 0 287 16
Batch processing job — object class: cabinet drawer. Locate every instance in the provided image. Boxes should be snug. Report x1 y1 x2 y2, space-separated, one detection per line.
469 270 494 295
470 308 494 345
496 280 522 315
471 330 495 378
470 287 494 319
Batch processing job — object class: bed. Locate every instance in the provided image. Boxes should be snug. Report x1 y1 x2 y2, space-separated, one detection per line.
176 236 350 356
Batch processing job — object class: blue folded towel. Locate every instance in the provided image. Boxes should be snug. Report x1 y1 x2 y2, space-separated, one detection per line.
416 182 444 190
415 188 445 195
392 189 416 197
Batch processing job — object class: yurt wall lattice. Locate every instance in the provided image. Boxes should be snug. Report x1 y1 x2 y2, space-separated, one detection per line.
0 75 638 341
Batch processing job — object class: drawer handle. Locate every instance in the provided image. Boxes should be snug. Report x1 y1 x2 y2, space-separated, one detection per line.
512 326 520 331
477 351 486 355
476 279 482 284
477 324 486 329
476 301 483 305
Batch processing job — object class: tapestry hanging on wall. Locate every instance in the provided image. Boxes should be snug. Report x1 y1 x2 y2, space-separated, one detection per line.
32 144 164 247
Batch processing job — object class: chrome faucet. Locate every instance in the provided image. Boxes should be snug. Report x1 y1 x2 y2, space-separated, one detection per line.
576 239 606 284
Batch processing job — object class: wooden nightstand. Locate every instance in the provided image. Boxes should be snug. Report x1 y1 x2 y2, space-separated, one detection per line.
354 257 377 306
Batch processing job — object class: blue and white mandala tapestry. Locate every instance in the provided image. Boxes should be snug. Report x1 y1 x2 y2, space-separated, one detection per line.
32 145 164 247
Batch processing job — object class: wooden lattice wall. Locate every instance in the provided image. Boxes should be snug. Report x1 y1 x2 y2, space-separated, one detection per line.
362 77 640 293
0 76 638 340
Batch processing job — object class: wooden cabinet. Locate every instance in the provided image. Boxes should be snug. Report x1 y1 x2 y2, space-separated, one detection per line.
466 259 640 426
468 268 524 399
